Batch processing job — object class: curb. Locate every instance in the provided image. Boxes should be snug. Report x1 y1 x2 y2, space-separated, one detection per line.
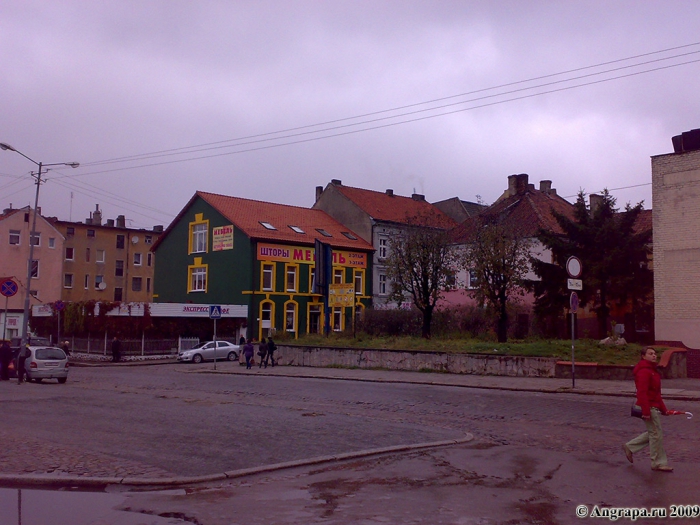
0 434 473 490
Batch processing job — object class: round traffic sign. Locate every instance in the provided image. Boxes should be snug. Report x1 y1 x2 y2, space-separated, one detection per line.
54 300 66 311
566 256 582 278
0 278 18 297
570 291 579 313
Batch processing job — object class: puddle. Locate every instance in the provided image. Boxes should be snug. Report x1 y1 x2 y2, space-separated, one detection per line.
0 487 191 525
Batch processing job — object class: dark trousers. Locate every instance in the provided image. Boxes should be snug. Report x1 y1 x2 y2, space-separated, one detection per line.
264 353 275 367
17 362 27 383
0 359 9 380
245 355 252 369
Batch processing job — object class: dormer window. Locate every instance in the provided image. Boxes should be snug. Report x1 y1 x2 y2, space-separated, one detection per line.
260 222 277 230
316 228 332 237
289 225 305 234
341 232 357 240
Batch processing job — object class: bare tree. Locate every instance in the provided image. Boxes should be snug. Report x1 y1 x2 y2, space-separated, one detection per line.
386 225 457 339
462 220 533 342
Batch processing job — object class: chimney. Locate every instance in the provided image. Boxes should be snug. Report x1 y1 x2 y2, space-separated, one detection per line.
590 194 604 215
386 189 394 196
539 180 552 194
331 179 342 186
507 174 529 196
153 225 164 232
411 193 425 201
92 204 102 226
106 219 115 227
315 185 323 202
116 215 126 228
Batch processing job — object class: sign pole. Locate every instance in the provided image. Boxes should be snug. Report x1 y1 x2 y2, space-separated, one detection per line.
566 256 582 390
213 317 217 371
2 295 8 340
571 309 575 389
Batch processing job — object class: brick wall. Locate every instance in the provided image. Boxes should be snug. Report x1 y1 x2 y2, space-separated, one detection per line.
651 148 700 349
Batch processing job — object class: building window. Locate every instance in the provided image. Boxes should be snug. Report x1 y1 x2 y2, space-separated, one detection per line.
85 248 91 262
87 229 95 238
64 274 73 288
341 231 357 240
308 304 322 334
188 259 207 292
116 235 125 249
95 275 104 289
66 227 74 236
333 268 344 284
145 235 153 245
309 267 316 294
285 302 297 333
30 260 39 279
96 249 105 263
189 216 208 254
316 228 332 237
146 278 151 293
286 265 298 292
379 274 387 295
288 225 305 234
379 237 388 259
354 270 364 295
9 230 20 245
468 269 478 289
260 222 277 230
134 253 142 266
65 247 74 261
114 287 123 301
132 277 142 292
332 307 343 331
115 260 124 277
147 253 152 266
262 263 274 291
30 232 40 246
48 237 55 249
84 274 90 289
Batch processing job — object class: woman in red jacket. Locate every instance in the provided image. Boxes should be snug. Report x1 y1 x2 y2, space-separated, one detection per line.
623 347 673 472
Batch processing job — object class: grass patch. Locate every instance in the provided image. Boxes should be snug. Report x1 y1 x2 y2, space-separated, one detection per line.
289 334 655 366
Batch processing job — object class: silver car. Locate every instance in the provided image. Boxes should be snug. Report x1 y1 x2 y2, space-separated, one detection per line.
25 346 69 384
177 341 239 364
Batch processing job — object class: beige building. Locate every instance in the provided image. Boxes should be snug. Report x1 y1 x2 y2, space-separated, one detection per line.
651 128 700 353
50 206 163 304
0 206 65 338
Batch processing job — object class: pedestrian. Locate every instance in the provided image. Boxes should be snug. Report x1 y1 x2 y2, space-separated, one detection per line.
0 340 11 380
239 335 246 345
111 336 122 363
243 339 254 369
623 347 673 472
16 344 30 384
266 336 276 367
258 338 268 368
61 340 71 357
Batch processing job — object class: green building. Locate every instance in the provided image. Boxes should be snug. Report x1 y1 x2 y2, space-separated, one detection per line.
152 191 374 340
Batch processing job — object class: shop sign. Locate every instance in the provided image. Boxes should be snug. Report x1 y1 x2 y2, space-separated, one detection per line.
212 225 234 251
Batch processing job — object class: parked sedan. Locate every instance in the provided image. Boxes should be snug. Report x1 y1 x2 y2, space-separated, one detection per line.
177 341 239 363
25 346 69 384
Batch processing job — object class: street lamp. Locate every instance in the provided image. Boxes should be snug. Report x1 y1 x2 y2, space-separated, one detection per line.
0 143 79 349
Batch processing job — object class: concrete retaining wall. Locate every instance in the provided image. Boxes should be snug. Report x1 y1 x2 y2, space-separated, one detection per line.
277 345 558 377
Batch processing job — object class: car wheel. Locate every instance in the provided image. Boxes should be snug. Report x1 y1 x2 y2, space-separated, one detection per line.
192 354 203 364
58 377 67 384
34 378 42 383
227 351 238 361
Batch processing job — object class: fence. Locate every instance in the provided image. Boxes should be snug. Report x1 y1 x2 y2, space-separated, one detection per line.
65 335 201 357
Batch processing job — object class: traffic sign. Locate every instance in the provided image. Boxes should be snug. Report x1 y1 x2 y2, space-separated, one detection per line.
566 256 582 278
0 278 18 298
54 300 66 311
209 305 222 319
567 278 582 291
570 292 579 313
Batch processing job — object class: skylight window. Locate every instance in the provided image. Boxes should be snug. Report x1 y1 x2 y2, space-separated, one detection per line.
289 225 305 234
316 228 332 237
341 232 357 240
260 222 277 230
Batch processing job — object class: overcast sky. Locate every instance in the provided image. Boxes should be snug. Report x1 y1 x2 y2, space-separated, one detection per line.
2 1 699 229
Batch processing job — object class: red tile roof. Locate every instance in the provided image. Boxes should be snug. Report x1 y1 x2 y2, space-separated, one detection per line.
198 191 373 251
332 184 457 229
633 209 652 234
451 188 575 243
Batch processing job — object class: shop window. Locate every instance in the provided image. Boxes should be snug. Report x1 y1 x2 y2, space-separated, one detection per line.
285 302 297 333
332 307 343 332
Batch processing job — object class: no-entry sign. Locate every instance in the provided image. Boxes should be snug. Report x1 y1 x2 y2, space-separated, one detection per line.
0 278 18 297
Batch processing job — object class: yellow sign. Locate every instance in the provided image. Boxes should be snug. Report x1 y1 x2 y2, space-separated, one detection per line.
213 225 234 251
257 243 366 268
329 283 355 307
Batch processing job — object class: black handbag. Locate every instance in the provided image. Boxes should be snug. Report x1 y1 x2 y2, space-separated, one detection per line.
631 405 643 418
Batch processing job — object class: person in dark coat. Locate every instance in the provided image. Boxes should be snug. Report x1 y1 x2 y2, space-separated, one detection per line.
266 337 277 367
239 336 246 345
61 340 71 357
258 338 269 368
0 340 11 380
17 344 30 384
243 339 254 369
111 336 122 362
623 347 673 472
